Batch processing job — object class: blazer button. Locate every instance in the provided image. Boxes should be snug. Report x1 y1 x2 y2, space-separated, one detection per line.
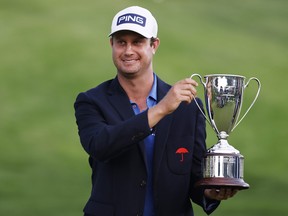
131 135 136 141
132 132 145 141
140 180 147 187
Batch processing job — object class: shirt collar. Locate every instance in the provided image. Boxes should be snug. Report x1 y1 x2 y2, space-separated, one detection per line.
148 73 157 102
130 73 157 113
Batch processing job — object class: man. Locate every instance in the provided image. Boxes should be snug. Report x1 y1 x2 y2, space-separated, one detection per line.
74 6 237 216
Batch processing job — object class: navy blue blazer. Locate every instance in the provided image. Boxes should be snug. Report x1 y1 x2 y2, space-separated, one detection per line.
74 75 219 216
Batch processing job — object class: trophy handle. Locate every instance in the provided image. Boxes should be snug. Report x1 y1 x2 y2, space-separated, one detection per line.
231 77 261 132
190 74 213 128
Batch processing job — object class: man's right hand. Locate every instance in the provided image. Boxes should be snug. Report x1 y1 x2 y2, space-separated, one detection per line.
148 78 198 128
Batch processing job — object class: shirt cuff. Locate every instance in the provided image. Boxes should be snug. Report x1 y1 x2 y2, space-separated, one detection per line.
202 196 220 215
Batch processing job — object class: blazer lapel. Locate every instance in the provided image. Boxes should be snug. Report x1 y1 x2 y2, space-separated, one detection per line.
107 77 135 120
153 114 173 180
107 77 147 165
153 78 173 181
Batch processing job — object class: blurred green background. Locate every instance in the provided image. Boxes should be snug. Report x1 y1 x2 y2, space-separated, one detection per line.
1 0 287 215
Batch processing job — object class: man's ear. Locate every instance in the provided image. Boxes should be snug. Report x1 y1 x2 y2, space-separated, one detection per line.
152 38 160 54
110 37 113 47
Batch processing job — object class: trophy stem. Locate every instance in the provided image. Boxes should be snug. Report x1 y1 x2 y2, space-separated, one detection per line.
217 131 229 140
209 132 240 154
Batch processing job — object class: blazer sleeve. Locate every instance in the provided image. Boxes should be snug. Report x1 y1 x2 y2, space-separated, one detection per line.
74 91 152 162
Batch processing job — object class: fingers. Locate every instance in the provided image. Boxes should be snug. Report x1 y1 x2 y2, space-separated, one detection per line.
156 78 199 115
205 188 238 201
174 78 198 103
215 188 238 200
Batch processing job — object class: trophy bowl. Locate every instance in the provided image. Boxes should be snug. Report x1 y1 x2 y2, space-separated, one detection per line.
191 74 261 190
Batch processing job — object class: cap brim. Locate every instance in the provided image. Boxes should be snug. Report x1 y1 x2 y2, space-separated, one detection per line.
109 24 153 38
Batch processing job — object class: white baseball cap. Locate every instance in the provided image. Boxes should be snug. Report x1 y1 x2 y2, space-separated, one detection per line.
109 6 158 38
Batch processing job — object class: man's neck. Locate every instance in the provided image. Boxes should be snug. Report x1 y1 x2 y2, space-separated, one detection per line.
118 71 154 102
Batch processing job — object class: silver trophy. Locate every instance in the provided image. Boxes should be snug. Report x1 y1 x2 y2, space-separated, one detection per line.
191 74 261 189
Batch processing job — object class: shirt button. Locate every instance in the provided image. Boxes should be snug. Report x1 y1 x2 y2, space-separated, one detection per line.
140 180 147 187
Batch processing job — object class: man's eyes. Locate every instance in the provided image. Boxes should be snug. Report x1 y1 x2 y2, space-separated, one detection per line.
116 39 144 46
116 40 126 45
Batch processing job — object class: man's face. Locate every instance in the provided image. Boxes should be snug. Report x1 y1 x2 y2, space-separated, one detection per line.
110 31 159 78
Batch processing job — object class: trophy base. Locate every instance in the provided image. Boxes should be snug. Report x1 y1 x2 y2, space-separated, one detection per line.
195 177 250 190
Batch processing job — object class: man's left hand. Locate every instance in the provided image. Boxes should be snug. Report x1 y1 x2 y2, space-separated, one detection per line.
204 188 238 201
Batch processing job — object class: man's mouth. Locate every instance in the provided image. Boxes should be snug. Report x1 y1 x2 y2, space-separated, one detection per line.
123 59 138 63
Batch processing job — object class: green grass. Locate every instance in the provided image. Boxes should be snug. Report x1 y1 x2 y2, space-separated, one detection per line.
1 0 287 215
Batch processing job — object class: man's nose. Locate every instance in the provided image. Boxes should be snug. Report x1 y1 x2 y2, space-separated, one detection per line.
124 44 133 54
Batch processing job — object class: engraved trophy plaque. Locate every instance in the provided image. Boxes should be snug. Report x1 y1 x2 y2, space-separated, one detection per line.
191 74 261 190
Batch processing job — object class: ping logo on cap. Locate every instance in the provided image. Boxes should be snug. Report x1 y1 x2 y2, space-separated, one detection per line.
117 13 146 27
